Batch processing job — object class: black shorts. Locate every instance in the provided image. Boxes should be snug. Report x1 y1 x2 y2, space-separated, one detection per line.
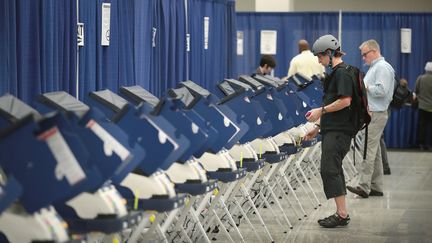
320 131 352 199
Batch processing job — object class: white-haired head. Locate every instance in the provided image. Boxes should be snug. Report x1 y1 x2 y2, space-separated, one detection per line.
425 62 432 72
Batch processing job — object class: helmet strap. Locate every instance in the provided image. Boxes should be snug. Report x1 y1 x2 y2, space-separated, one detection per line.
328 50 335 68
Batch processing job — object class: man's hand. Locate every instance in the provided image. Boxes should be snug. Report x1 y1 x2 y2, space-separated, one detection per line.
304 126 319 141
305 108 322 122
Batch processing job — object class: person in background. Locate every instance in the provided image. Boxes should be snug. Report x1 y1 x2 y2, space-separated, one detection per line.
304 34 354 228
287 39 325 78
414 62 432 150
254 55 276 76
347 39 395 198
381 78 415 174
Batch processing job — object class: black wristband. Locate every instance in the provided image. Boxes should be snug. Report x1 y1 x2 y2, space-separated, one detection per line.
322 106 327 114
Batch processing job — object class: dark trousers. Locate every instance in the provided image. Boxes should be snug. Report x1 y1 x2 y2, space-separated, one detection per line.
418 109 432 146
380 135 389 170
320 131 352 199
381 109 390 171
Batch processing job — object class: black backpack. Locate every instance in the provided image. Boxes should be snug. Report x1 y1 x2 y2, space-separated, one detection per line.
333 64 371 135
390 75 412 109
333 64 371 161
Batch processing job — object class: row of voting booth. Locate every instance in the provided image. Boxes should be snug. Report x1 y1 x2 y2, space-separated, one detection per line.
0 73 360 242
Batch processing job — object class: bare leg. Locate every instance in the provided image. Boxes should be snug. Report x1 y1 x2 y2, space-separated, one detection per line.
334 195 347 218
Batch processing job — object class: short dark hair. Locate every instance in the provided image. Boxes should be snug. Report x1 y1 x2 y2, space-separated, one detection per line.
260 55 276 68
333 49 345 57
320 47 345 57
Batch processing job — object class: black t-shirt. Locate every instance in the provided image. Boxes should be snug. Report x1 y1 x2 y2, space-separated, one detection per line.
320 62 356 135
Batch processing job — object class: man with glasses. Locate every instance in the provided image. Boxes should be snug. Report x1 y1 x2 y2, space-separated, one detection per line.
304 34 356 228
347 39 395 198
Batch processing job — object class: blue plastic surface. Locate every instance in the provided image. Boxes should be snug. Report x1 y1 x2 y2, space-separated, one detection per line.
179 81 250 150
119 86 214 161
0 113 104 212
206 168 247 183
86 90 191 174
0 176 22 214
175 180 218 196
236 159 265 172
216 79 272 143
238 76 294 137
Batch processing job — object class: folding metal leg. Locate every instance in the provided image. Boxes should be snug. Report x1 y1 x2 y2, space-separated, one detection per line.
219 196 245 243
279 153 320 217
296 166 321 207
127 213 150 243
155 222 169 243
140 212 165 242
170 197 196 241
225 169 274 242
257 190 284 227
265 161 303 221
188 194 213 243
309 156 322 181
197 182 239 242
199 183 240 243
262 170 294 230
158 208 180 242
291 172 316 209
279 170 308 218
306 164 322 188
304 143 323 187
212 209 235 243
127 207 179 243
202 179 246 243
240 183 273 242
177 227 193 243
272 175 303 220
178 192 214 243
294 148 321 207
249 165 285 229
232 198 264 243
289 148 318 208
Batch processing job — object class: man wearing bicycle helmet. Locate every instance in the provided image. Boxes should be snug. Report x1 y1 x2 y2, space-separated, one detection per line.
305 34 357 228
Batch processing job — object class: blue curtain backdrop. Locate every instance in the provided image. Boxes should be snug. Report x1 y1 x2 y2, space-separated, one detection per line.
188 0 237 93
0 0 77 105
236 12 432 148
78 0 233 98
341 13 432 148
236 12 339 78
78 0 135 100
1 0 235 102
2 2 431 148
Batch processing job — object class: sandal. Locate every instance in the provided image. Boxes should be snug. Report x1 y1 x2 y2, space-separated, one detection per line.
318 213 350 228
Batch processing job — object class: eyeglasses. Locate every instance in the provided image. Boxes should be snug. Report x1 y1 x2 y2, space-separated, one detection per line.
361 50 375 57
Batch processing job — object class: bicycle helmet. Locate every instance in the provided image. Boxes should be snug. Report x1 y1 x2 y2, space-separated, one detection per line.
312 34 340 55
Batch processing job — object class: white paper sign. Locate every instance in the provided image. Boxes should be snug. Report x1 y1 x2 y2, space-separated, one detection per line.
152 27 157 47
260 30 277 55
86 120 131 161
401 28 411 53
38 127 86 185
237 31 244 55
186 33 190 52
101 3 111 46
204 17 209 50
77 23 84 47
